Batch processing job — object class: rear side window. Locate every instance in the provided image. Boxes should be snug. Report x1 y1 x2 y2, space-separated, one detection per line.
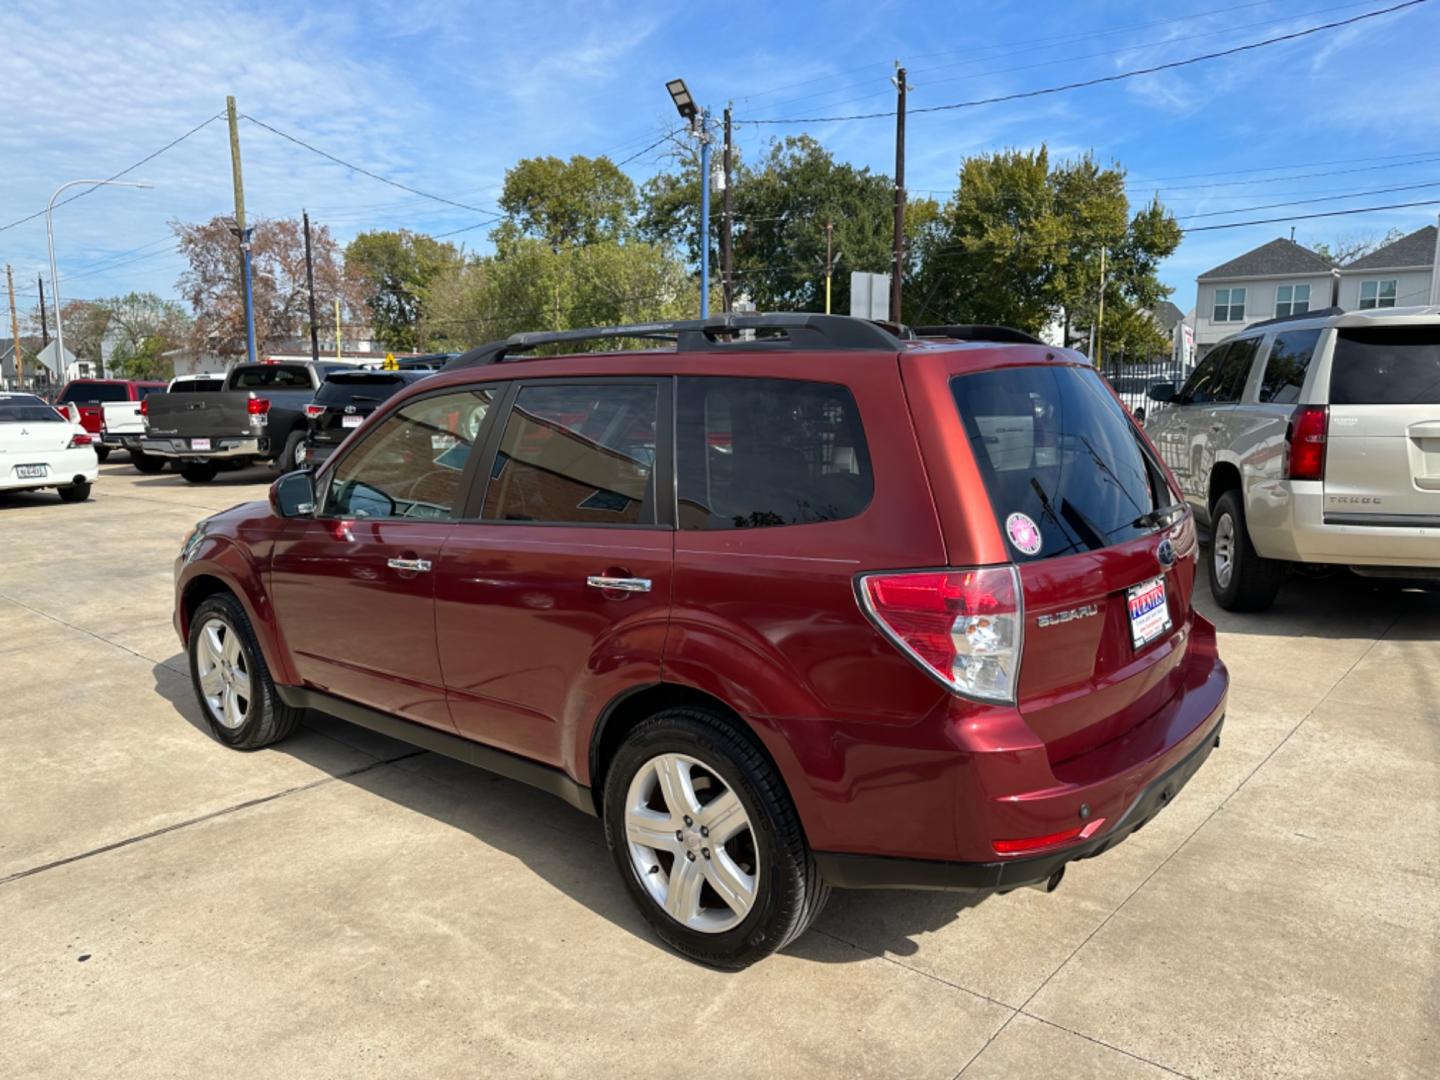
1330 327 1440 404
316 374 409 405
482 383 658 526
676 377 872 530
1210 337 1260 402
1258 329 1322 404
59 382 128 403
952 365 1170 562
230 365 312 389
135 384 165 399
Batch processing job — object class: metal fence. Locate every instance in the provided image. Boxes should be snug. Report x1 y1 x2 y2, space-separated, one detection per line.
1095 356 1190 424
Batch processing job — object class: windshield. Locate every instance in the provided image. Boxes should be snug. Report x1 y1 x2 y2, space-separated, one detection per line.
0 396 63 423
1331 326 1440 404
951 365 1174 562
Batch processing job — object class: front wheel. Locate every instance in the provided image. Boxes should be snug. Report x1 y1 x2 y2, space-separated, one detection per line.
187 593 302 749
1209 488 1283 611
603 708 829 969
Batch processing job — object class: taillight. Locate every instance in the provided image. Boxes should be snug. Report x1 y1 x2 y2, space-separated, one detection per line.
857 566 1023 703
139 398 148 416
303 403 325 419
246 397 271 416
69 432 94 448
1286 405 1327 481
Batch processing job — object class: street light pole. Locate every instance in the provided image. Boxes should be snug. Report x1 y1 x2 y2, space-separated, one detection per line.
699 108 711 319
46 179 153 384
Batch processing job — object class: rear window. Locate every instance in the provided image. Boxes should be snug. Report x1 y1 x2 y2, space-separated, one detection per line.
230 365 312 389
1330 327 1440 404
59 382 128 403
315 373 410 405
170 378 226 393
952 365 1172 562
676 377 872 530
0 396 63 422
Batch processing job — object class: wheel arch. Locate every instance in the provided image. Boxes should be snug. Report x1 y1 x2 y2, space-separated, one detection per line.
1207 459 1243 514
178 547 297 685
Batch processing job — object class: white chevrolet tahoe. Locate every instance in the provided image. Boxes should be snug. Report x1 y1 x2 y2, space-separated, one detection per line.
1145 306 1440 610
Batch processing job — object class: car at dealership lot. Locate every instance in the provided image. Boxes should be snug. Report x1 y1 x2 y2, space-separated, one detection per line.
301 368 434 469
1145 305 1440 610
173 313 1227 968
56 378 166 461
0 392 99 501
117 374 228 473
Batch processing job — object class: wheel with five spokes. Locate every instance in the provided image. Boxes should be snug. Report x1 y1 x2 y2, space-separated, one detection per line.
187 593 302 749
603 707 829 969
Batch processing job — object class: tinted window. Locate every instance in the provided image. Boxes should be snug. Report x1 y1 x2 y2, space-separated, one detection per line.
677 377 872 530
170 378 225 393
0 396 63 422
951 365 1171 562
315 373 411 406
324 389 492 519
1179 347 1225 404
482 383 657 525
230 365 312 389
1258 329 1322 404
134 384 166 399
1210 337 1260 403
59 382 128 403
1331 327 1440 404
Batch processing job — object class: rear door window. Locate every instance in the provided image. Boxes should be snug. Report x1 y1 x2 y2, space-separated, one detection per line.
952 365 1173 562
1258 329 1322 404
676 377 872 530
1330 327 1440 404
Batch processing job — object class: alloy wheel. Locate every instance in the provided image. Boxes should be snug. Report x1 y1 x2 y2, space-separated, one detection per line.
195 616 251 730
624 753 759 933
1213 512 1236 589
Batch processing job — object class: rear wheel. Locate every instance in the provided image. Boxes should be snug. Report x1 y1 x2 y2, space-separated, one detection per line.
602 707 829 969
187 593 302 749
94 446 110 462
1209 488 1283 611
181 461 219 484
57 481 91 503
276 429 306 475
131 451 166 474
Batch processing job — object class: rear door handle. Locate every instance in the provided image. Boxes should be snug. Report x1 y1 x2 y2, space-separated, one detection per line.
586 576 651 593
388 557 432 573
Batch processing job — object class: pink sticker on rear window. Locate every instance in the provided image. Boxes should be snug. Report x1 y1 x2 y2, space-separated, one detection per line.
1005 512 1042 555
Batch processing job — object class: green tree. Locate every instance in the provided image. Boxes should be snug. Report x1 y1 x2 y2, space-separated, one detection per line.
496 155 637 250
345 230 460 351
102 292 191 379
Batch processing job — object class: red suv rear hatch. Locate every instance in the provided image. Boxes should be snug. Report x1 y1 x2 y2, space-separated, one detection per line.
904 351 1199 768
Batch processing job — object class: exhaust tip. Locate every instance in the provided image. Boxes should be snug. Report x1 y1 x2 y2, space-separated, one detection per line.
1045 866 1065 893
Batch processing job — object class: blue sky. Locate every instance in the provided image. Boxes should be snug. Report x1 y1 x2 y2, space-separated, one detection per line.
2 0 1438 323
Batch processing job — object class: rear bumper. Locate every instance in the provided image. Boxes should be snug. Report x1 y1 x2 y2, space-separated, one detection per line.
141 436 263 460
817 710 1224 891
0 449 99 491
1249 482 1440 567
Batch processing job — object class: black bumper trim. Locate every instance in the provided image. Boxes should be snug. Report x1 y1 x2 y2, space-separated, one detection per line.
815 713 1224 892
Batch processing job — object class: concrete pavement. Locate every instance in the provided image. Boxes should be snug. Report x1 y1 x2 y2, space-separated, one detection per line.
1 461 1436 1078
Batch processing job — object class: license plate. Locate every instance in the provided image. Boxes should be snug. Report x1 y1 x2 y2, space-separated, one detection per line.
1127 576 1172 649
16 464 47 479
342 415 363 428
191 438 212 450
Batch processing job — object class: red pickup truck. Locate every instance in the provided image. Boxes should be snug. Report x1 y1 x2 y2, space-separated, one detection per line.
55 379 167 461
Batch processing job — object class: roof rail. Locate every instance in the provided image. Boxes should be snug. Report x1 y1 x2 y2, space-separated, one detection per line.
913 324 1045 345
443 313 906 370
1242 305 1343 331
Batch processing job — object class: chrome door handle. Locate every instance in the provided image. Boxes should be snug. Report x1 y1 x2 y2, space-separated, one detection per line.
586 576 651 593
388 557 432 573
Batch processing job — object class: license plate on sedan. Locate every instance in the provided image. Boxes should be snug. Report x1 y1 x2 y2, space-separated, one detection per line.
342 415 363 428
191 438 211 450
1127 576 1172 649
16 464 47 479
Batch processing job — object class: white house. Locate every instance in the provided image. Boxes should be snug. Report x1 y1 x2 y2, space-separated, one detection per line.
1336 224 1439 311
1193 238 1338 357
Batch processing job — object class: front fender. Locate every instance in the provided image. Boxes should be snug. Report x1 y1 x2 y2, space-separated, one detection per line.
177 533 297 686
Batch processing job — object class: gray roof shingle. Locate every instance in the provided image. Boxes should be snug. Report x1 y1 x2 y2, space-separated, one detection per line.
1342 225 1438 271
1198 237 1336 280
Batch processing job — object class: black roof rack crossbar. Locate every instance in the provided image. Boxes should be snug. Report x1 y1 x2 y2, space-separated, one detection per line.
443 313 906 369
914 324 1045 345
1243 305 1342 331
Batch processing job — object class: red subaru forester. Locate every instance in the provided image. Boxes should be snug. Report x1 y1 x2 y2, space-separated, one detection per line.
174 314 1226 968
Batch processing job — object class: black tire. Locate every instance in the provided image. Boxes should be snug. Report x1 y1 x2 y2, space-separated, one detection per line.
602 707 829 969
187 593 303 750
57 481 91 503
275 429 306 475
1208 488 1283 612
131 451 166 474
181 461 219 484
94 446 110 463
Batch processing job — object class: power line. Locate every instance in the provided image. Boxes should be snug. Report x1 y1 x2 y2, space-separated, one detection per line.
240 114 502 216
1179 179 1440 219
616 130 682 168
741 1 1428 125
1128 148 1440 185
1129 154 1440 192
0 114 223 234
1182 197 1440 231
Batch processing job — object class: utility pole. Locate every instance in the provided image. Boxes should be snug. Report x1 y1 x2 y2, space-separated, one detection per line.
38 276 49 347
334 298 342 359
825 221 835 315
890 65 908 324
226 95 258 365
302 210 321 362
699 108 712 318
1095 247 1107 368
721 105 733 313
6 266 23 390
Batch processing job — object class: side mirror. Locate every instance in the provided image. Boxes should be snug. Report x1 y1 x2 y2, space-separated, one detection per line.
270 470 316 518
1147 382 1177 404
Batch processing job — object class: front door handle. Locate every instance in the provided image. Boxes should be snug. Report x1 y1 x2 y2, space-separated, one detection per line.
388 557 432 573
586 575 651 593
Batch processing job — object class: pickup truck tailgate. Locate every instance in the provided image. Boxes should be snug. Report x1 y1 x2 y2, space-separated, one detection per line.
144 392 255 439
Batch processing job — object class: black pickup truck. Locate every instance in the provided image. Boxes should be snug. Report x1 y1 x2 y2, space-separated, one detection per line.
142 360 361 482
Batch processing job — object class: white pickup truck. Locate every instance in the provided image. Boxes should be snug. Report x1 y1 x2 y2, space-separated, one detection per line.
113 374 226 473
